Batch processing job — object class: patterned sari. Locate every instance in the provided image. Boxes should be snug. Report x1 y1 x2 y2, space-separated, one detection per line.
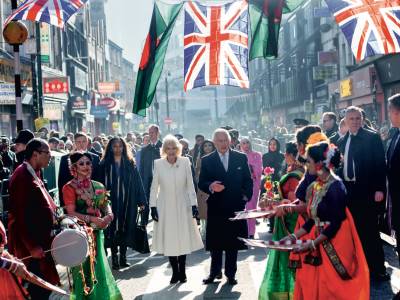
258 167 304 300
63 180 122 300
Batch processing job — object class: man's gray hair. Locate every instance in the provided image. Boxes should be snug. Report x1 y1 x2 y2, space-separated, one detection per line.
213 128 231 141
345 106 363 118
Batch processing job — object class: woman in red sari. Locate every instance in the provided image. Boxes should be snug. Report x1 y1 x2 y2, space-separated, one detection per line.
281 142 369 300
0 220 29 299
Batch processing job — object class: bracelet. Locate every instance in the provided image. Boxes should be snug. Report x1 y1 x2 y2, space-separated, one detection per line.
290 233 297 241
84 215 90 224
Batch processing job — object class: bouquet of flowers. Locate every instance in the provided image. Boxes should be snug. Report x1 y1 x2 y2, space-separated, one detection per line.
260 167 280 207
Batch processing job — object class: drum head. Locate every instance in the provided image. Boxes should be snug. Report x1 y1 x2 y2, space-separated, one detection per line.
51 229 89 267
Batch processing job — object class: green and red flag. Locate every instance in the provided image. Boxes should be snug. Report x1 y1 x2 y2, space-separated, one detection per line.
133 0 183 116
249 0 304 60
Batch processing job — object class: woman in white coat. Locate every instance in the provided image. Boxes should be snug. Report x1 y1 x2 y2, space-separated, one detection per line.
149 135 204 284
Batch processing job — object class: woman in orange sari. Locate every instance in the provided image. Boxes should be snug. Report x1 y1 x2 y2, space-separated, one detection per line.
0 220 29 299
281 142 369 300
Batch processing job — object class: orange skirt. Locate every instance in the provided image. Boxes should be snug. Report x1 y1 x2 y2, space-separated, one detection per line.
0 269 27 299
294 209 369 300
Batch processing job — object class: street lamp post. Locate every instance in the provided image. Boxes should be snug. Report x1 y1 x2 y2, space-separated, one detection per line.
165 73 170 132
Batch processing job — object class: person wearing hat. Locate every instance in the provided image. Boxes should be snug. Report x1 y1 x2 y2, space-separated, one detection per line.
0 136 16 171
293 118 310 130
14 129 35 169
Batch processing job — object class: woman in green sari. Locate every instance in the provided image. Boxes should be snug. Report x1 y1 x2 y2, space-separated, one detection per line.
63 152 122 300
258 142 305 300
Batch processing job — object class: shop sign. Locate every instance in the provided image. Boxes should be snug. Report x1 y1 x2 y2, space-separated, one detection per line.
74 66 87 91
340 79 352 98
99 97 119 111
0 83 15 105
112 122 120 131
34 118 50 131
98 82 117 94
313 65 337 81
43 77 69 94
318 51 338 65
40 23 50 63
71 96 87 110
43 102 63 120
0 59 31 87
164 117 173 125
90 105 109 118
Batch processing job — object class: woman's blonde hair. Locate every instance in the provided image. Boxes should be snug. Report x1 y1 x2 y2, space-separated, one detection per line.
161 134 182 158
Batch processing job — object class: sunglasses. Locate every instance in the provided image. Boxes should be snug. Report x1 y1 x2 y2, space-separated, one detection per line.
77 161 92 167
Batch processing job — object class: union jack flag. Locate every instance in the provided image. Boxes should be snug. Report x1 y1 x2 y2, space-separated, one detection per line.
184 0 249 91
5 0 88 28
325 0 400 61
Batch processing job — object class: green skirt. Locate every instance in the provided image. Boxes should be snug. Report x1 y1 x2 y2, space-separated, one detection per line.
70 230 122 300
258 214 298 300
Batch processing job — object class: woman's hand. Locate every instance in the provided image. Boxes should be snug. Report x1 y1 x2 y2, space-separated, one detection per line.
279 235 293 243
293 241 314 254
90 216 105 228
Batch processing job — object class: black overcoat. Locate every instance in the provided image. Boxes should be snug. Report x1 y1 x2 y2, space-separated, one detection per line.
387 129 400 230
98 159 147 248
198 149 253 251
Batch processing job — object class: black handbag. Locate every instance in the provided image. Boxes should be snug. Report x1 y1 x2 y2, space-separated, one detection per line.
133 210 150 254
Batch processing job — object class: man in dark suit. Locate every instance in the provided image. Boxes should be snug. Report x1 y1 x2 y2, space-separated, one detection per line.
58 132 100 207
199 128 253 285
387 94 400 265
337 106 388 281
8 139 60 299
140 124 162 224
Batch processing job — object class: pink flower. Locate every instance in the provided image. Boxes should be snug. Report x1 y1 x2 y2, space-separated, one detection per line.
264 166 275 176
267 191 274 198
95 189 106 195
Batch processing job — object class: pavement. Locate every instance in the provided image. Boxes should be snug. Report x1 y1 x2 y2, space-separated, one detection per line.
53 221 400 300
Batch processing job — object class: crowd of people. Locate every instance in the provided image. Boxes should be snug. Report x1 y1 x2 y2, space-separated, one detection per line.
0 93 399 300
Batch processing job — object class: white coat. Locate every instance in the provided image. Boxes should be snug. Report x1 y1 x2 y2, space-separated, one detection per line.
149 156 204 256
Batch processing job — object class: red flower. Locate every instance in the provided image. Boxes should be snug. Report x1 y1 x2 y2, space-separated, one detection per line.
95 189 105 195
264 181 273 191
264 166 275 176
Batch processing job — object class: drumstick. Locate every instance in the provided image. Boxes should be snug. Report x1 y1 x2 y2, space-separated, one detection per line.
20 240 80 261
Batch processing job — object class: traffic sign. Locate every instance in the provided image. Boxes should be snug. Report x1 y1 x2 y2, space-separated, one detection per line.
164 117 173 125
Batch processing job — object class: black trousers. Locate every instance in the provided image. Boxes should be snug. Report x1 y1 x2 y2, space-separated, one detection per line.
345 182 386 275
27 259 52 300
210 250 238 279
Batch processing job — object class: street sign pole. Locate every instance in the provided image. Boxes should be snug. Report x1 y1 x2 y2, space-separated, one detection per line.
11 0 23 131
35 22 43 117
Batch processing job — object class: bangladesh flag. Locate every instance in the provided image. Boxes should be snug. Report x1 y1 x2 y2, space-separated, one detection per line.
133 1 183 116
249 0 304 60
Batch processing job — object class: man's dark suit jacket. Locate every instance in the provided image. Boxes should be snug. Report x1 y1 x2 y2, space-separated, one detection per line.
337 127 386 203
57 151 100 207
139 141 162 198
198 149 253 251
387 129 400 230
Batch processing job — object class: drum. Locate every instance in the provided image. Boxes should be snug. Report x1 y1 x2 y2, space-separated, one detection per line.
51 216 89 267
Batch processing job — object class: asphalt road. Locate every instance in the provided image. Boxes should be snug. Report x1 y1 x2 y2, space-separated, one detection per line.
53 221 400 300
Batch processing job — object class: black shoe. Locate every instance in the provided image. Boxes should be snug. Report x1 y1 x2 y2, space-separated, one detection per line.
203 276 216 284
227 277 238 285
119 253 130 268
371 272 391 282
170 273 180 284
112 255 120 270
215 272 222 279
249 235 254 239
179 272 187 283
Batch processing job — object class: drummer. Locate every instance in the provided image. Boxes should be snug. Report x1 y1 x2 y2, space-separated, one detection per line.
8 139 60 300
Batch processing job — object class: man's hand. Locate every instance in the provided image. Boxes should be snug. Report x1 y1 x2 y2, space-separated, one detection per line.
30 247 45 259
375 191 384 202
210 181 225 193
151 207 159 222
